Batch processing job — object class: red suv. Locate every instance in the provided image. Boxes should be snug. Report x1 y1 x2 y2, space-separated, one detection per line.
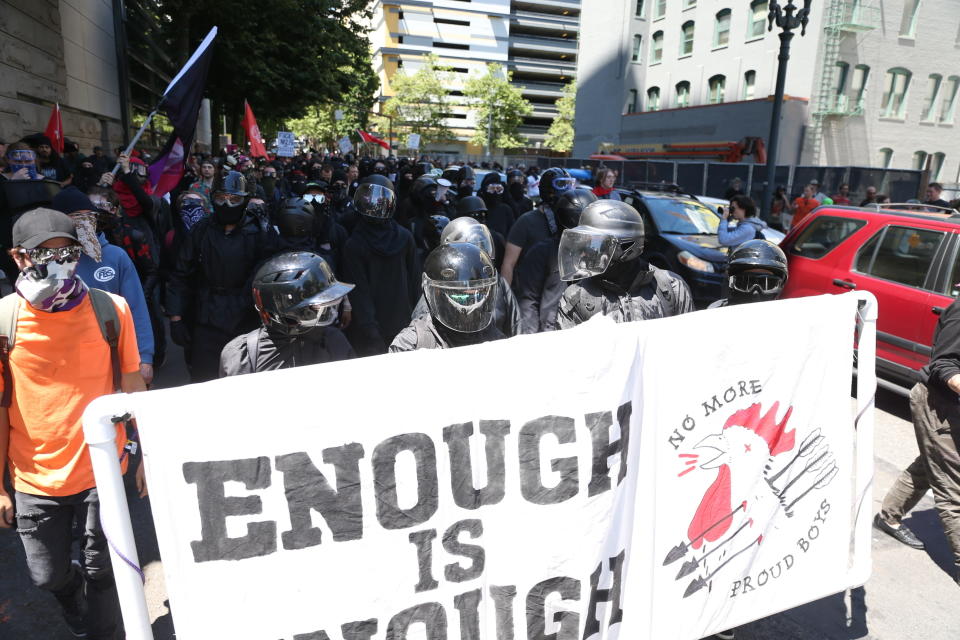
780 205 959 392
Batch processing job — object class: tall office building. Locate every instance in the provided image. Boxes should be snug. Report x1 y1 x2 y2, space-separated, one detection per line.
369 0 580 155
574 0 960 185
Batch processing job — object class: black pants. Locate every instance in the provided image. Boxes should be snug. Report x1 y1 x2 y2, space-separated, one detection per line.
15 488 122 639
190 323 238 382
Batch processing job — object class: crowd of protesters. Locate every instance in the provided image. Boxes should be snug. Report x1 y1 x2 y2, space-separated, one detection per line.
0 130 958 639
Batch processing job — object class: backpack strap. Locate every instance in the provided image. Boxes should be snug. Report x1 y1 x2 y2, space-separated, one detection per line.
651 268 676 318
0 294 22 409
245 328 262 373
87 289 123 393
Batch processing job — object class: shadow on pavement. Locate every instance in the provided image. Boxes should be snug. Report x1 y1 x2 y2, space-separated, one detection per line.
903 509 956 579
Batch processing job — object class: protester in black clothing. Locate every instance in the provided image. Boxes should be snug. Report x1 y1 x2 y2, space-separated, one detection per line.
454 196 505 270
342 174 419 356
167 171 274 382
220 251 354 375
514 188 597 333
505 170 533 220
707 240 788 309
275 197 349 278
390 242 505 352
0 143 60 281
557 199 694 327
454 165 476 200
328 171 358 234
924 182 951 209
478 171 515 239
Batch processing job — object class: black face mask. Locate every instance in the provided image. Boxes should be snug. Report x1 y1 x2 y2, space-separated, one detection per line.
261 177 277 194
509 182 525 199
331 185 349 205
469 212 488 224
213 201 247 226
96 209 119 234
457 185 474 198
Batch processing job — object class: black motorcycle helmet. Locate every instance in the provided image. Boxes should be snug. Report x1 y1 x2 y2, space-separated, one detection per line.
212 170 251 225
424 214 451 251
455 165 476 187
422 242 498 334
555 188 599 231
411 175 439 206
276 198 315 239
726 239 789 304
538 167 576 208
442 167 460 184
507 169 525 185
558 200 645 281
353 174 396 220
252 252 355 336
415 162 434 178
455 195 488 223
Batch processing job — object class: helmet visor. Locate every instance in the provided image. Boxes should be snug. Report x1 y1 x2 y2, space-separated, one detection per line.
729 272 784 296
558 228 618 281
441 225 495 260
354 183 396 219
424 276 497 333
552 177 577 192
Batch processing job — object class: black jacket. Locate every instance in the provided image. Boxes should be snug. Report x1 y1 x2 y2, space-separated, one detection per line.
390 313 506 352
342 218 419 352
920 299 960 392
410 274 522 337
557 263 695 328
220 325 354 376
167 216 273 334
513 237 565 333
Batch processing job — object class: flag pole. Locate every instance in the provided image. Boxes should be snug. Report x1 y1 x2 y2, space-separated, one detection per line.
111 109 159 174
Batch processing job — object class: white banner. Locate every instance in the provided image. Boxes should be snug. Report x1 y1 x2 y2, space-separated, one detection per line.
339 136 354 155
130 294 869 640
276 131 296 157
408 133 421 150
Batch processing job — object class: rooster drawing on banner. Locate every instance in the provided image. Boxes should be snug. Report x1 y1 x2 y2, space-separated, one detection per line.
662 402 838 598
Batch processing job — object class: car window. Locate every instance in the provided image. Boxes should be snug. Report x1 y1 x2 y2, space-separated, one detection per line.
788 216 866 259
947 242 960 297
642 197 719 234
854 225 945 289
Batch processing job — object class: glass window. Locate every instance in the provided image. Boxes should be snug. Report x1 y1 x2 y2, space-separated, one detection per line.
635 0 645 18
643 198 719 234
708 75 726 104
675 81 691 108
851 64 870 106
931 152 946 181
632 34 643 62
855 226 944 289
939 76 960 123
651 31 664 63
748 1 768 39
913 150 928 170
680 21 695 56
788 216 867 259
834 62 850 95
879 148 894 169
922 74 943 121
684 0 697 8
743 70 756 100
880 68 912 118
714 10 731 47
900 0 922 38
647 87 661 111
654 0 667 19
626 89 638 114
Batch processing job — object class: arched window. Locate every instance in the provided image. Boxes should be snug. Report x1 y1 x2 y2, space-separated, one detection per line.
852 64 870 106
714 10 731 48
931 152 946 181
675 81 691 108
626 89 639 114
879 148 894 169
647 87 661 111
680 21 695 56
635 0 645 18
708 75 726 104
940 76 960 123
913 150 928 170
922 74 943 121
748 1 768 39
651 31 664 63
881 67 912 118
743 70 757 100
632 34 643 62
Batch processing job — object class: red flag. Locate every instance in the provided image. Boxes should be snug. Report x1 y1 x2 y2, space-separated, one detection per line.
357 129 390 151
242 100 269 159
44 103 64 154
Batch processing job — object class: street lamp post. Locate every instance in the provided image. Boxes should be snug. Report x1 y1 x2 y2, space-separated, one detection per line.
760 0 812 221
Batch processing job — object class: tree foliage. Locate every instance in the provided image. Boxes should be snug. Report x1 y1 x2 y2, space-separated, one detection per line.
545 82 576 153
157 0 378 139
463 63 532 152
381 55 454 147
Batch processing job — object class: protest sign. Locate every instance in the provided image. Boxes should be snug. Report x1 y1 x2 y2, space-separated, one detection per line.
276 131 296 157
408 133 421 150
125 293 870 640
339 136 354 155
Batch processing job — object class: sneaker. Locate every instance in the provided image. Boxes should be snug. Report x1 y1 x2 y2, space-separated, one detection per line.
873 514 925 550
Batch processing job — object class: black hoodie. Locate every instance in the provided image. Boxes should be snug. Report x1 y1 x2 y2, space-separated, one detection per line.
478 172 515 238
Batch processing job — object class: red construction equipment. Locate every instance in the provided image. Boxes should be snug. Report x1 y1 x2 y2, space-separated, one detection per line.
593 137 767 164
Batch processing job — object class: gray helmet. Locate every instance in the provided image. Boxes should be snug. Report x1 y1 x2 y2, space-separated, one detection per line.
441 216 495 260
558 200 645 281
422 242 497 333
252 252 354 336
354 174 396 220
555 188 599 231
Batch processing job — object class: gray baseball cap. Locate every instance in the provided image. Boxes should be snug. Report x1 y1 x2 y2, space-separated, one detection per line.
13 207 80 249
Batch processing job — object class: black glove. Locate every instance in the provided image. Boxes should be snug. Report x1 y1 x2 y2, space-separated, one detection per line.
169 320 191 347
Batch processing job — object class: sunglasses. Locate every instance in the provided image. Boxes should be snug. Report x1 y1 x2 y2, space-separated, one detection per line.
20 245 82 265
303 193 326 205
213 193 246 206
10 149 36 163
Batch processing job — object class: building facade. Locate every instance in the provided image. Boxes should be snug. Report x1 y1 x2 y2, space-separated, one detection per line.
574 0 960 186
1 0 125 152
369 0 580 155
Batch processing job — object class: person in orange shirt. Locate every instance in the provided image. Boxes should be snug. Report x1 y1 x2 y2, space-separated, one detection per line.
0 208 147 639
790 183 820 230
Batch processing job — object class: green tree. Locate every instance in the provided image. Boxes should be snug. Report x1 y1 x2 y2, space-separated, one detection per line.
545 82 576 153
158 0 379 142
381 55 454 147
463 63 532 152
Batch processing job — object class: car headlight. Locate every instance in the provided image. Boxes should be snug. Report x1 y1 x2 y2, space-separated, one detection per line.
678 251 715 273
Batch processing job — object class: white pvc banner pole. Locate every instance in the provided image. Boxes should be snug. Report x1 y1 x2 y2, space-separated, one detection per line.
851 291 878 585
82 394 153 640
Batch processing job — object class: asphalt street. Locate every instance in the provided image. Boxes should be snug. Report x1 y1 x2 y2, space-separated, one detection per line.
1 371 957 639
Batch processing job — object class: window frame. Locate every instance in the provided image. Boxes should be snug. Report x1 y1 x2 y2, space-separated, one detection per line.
931 152 946 181
853 224 947 292
680 20 695 57
922 73 943 121
913 150 928 170
900 0 922 38
654 0 667 20
632 34 643 62
707 74 726 104
635 0 645 19
852 64 870 106
651 30 664 64
714 9 732 48
880 67 912 118
743 70 756 100
786 216 867 260
675 81 691 108
939 75 960 123
647 86 661 111
626 89 639 114
748 1 768 40
879 147 894 169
